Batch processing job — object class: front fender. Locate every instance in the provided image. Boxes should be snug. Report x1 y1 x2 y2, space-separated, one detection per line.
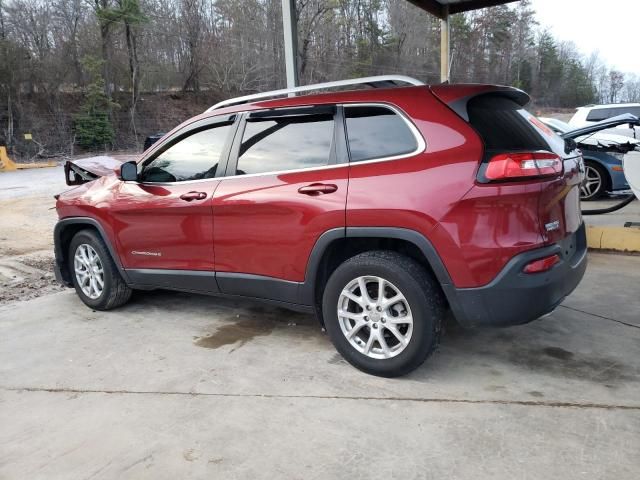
53 217 129 286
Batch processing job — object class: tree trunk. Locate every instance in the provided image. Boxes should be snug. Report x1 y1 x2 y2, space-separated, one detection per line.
124 20 140 145
95 0 113 98
7 90 13 148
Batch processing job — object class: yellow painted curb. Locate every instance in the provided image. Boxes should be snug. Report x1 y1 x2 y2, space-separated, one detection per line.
0 146 17 171
587 225 640 253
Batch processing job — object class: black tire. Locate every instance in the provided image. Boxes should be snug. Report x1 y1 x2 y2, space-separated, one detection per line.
322 251 445 377
68 229 132 310
581 161 610 201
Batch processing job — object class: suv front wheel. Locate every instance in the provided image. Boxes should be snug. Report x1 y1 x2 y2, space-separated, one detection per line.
322 251 444 377
69 229 132 311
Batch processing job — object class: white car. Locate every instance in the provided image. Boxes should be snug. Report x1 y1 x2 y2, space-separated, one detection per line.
569 103 640 139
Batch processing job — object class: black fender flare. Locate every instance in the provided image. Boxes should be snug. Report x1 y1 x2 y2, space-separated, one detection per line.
53 217 129 285
300 226 459 311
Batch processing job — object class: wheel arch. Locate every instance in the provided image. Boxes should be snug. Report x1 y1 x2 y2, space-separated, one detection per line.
54 217 129 286
302 227 459 324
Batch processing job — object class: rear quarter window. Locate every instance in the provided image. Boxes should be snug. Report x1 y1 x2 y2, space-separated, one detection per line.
345 105 418 162
467 95 551 152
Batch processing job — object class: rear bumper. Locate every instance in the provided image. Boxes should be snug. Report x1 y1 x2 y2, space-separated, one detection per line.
448 222 587 327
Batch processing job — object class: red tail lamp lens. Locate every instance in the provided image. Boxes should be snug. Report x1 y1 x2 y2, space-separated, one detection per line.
485 152 563 180
523 254 560 274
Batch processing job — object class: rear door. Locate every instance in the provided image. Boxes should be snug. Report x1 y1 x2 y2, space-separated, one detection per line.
211 105 348 301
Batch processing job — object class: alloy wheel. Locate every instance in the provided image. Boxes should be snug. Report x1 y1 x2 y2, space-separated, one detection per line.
337 276 413 359
580 164 602 199
74 244 104 299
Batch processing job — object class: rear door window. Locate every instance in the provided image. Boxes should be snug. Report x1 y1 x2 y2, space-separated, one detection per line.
235 111 334 175
344 105 418 162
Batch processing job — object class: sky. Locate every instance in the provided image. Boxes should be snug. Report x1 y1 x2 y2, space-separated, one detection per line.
529 0 640 75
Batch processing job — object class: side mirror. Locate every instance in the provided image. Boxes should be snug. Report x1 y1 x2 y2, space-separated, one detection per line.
120 161 138 182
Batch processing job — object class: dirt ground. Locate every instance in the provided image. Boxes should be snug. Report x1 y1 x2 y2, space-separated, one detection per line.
0 167 67 304
0 157 132 305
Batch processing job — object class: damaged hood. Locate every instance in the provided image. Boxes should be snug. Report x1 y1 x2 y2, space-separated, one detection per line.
65 154 137 185
572 131 640 149
561 113 639 141
542 114 640 154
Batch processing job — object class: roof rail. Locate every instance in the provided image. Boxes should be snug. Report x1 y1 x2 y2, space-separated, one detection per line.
206 75 425 111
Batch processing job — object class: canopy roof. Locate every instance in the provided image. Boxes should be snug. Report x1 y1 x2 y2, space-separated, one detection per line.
407 0 520 18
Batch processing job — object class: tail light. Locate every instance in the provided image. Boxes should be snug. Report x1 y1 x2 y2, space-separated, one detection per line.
523 254 560 274
482 151 563 182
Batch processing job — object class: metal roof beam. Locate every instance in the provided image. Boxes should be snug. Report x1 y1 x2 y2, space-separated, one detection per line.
407 0 520 18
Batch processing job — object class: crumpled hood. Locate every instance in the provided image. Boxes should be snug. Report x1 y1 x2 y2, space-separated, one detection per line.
64 154 137 185
574 131 640 151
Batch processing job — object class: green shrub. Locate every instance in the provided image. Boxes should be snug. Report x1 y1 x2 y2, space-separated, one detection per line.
73 56 118 150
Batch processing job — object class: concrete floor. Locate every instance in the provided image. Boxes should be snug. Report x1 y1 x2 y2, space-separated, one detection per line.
584 195 640 227
1 253 639 479
1 166 639 478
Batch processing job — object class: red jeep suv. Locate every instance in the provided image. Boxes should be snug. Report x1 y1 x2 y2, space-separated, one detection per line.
54 76 587 377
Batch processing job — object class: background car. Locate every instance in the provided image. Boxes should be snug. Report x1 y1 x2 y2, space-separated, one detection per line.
539 117 638 199
569 103 640 139
143 133 165 151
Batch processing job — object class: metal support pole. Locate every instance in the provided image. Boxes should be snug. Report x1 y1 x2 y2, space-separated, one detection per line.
281 0 299 88
440 5 450 83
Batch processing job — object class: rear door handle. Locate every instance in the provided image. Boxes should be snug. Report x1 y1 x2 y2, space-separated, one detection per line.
297 183 338 196
180 191 207 201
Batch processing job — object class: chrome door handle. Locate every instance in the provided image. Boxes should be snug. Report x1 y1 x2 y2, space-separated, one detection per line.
297 183 338 196
180 191 207 201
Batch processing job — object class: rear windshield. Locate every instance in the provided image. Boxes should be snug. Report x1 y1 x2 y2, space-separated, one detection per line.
467 95 549 151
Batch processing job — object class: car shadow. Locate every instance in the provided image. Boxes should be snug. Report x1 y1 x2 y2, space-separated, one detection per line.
408 313 638 388
123 290 638 387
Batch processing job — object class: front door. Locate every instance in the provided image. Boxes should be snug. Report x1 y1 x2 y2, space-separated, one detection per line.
111 118 236 272
212 106 348 301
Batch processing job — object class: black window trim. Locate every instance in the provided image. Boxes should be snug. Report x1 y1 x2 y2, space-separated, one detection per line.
222 105 346 179
136 114 239 185
342 102 426 165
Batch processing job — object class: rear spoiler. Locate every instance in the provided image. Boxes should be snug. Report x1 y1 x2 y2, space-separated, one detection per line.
430 84 529 121
560 114 640 140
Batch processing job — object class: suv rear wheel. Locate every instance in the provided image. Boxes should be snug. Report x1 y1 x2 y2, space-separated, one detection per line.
322 251 444 377
69 229 132 310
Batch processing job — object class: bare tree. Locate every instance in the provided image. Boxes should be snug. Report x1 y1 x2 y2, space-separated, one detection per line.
609 70 624 103
181 0 203 92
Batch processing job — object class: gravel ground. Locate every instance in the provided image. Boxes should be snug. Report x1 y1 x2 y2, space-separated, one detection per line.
0 155 139 305
0 166 67 305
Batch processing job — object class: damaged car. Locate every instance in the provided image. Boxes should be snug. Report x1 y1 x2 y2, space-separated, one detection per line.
539 115 640 200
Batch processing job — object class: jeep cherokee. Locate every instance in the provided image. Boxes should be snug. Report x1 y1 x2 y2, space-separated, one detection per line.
54 75 588 377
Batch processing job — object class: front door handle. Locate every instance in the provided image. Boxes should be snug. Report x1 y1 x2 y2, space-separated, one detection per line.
180 191 207 201
298 183 338 196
